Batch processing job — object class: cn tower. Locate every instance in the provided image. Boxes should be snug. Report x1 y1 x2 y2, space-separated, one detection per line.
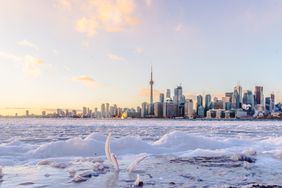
149 65 154 115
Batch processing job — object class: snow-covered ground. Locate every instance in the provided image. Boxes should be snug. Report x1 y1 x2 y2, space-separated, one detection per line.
0 118 282 187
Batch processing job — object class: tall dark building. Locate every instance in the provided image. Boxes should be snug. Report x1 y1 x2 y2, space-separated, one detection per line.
149 66 154 115
265 97 271 112
271 93 275 112
205 94 212 110
173 85 185 116
159 93 165 103
254 86 264 105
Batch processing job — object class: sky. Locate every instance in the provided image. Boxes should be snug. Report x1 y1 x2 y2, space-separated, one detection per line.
0 0 282 115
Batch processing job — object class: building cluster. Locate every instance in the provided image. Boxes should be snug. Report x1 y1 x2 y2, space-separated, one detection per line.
31 104 140 119
140 84 282 119
138 68 282 119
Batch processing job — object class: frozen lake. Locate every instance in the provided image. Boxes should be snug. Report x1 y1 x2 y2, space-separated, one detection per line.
0 118 282 187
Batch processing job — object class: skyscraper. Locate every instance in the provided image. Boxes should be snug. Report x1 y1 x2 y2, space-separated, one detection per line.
184 99 194 118
254 86 264 105
166 89 171 99
271 93 275 112
101 104 105 118
196 95 203 115
205 94 212 111
149 66 154 115
141 102 148 118
106 103 110 118
159 93 165 103
234 84 242 104
265 97 271 113
232 89 240 109
173 85 185 116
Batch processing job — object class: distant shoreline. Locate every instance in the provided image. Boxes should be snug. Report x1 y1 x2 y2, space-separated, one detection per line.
1 117 282 122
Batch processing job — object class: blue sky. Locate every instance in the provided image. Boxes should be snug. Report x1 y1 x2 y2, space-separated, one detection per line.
0 0 281 115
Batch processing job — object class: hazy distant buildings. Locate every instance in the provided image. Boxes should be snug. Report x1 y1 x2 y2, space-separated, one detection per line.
101 104 106 118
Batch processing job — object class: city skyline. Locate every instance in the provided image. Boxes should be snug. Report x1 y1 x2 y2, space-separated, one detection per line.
2 79 280 118
1 0 282 115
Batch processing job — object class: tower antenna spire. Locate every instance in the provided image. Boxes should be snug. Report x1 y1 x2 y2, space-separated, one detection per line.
149 64 154 116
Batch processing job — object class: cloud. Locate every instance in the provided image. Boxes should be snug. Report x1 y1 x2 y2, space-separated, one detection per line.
108 53 126 62
18 40 39 51
76 17 98 37
72 75 96 87
74 0 139 37
22 55 44 76
0 51 21 62
0 51 44 76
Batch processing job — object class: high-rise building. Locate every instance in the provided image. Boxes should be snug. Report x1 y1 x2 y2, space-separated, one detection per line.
159 93 165 103
184 99 194 118
232 89 240 109
26 110 29 117
106 103 110 118
197 95 203 107
214 99 224 109
166 89 171 99
205 94 212 115
173 85 185 116
136 106 141 118
265 97 271 113
222 97 232 110
154 102 163 118
101 104 106 118
265 93 275 113
196 95 203 115
271 93 275 112
197 106 205 117
254 86 264 106
82 107 87 116
141 102 148 118
94 107 98 118
242 90 254 108
163 99 177 118
149 66 154 115
234 84 242 104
